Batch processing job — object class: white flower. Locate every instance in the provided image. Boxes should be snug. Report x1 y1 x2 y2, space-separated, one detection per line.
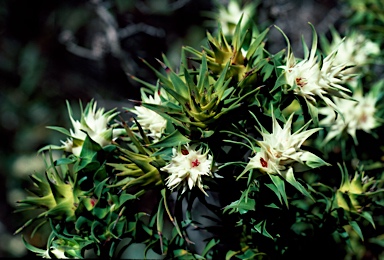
131 91 167 140
60 100 124 156
328 31 380 73
242 112 328 177
161 144 213 196
319 88 380 144
50 247 68 259
279 24 353 111
40 247 68 259
281 48 322 104
321 49 354 91
215 0 256 36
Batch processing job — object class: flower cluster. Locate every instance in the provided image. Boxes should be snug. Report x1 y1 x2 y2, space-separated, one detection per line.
14 1 384 259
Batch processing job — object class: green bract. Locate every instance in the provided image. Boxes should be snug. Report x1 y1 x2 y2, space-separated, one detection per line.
184 16 272 88
134 52 262 139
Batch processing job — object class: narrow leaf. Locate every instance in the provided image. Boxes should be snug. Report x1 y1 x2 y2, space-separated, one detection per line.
148 130 190 148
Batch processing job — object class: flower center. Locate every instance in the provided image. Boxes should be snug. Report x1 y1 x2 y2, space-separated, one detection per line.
191 159 200 167
90 197 97 207
295 77 307 87
181 149 189 155
359 113 367 123
260 157 268 168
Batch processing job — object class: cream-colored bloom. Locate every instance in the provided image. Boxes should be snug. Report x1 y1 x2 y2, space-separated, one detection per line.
215 0 256 36
60 100 124 156
319 88 379 144
161 145 213 196
132 91 167 140
329 31 380 72
50 247 68 259
40 246 68 259
320 49 353 92
279 25 352 111
243 112 327 177
282 49 322 104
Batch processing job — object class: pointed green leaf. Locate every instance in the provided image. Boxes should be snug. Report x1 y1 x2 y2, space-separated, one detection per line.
201 238 218 257
359 211 376 228
226 250 240 260
79 134 102 158
75 216 92 231
46 126 71 136
120 120 147 155
169 70 189 99
140 58 172 86
284 168 314 200
148 130 190 148
253 220 274 239
54 157 77 166
21 235 48 255
119 193 136 205
246 27 270 60
183 66 200 102
305 98 319 125
268 174 288 207
349 221 364 241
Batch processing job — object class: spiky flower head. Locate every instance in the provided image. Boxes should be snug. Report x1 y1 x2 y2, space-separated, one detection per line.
213 0 256 36
323 29 380 74
161 144 213 196
108 145 165 193
336 164 384 214
14 154 82 237
320 47 355 93
319 82 381 144
41 99 125 156
275 24 353 119
184 16 270 88
136 54 261 139
131 90 167 140
241 111 329 178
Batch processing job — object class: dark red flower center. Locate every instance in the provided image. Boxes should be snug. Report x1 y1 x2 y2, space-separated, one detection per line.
296 77 307 87
260 157 268 168
191 159 200 167
90 197 97 207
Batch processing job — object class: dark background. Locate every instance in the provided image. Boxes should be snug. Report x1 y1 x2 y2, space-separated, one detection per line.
0 0 343 257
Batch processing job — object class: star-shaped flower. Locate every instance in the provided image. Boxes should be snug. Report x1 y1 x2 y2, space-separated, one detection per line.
59 100 124 156
277 24 353 114
319 86 380 144
327 30 380 73
161 144 213 196
242 112 329 178
214 0 256 36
